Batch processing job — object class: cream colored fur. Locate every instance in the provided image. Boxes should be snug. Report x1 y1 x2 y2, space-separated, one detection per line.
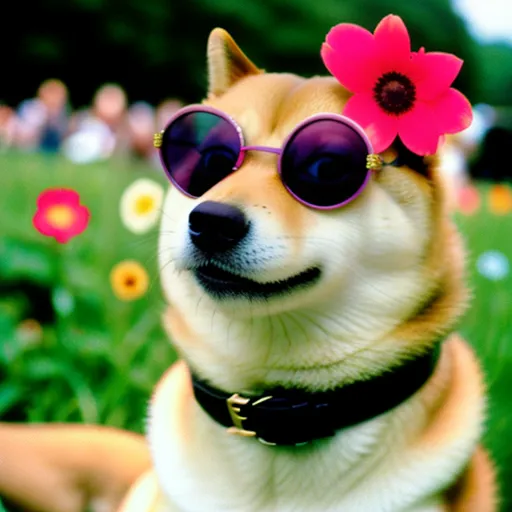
119 29 496 512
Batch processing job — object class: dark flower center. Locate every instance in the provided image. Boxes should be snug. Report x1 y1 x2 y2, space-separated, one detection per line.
373 72 416 115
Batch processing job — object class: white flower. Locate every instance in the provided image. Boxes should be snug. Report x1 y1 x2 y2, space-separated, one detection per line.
120 178 164 234
476 251 509 281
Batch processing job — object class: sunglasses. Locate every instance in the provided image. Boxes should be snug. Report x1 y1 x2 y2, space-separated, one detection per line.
154 105 382 210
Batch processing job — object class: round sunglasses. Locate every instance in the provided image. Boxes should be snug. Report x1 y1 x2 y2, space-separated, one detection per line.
154 105 382 210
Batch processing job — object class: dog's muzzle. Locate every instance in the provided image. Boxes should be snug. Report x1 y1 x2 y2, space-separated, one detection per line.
188 201 249 254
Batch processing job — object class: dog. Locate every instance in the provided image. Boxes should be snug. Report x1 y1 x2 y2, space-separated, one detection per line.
0 27 497 512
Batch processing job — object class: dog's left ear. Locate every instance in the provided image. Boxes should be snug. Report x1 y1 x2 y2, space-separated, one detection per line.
207 28 263 97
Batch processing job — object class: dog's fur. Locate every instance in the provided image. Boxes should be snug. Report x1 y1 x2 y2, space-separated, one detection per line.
0 28 497 512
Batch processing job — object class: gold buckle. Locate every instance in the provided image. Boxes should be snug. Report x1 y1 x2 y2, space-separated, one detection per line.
366 154 383 171
153 131 164 148
226 393 272 438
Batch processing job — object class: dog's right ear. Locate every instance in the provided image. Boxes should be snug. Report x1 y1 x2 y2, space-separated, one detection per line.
207 28 262 98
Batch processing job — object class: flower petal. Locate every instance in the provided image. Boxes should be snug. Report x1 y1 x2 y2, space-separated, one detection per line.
120 178 164 234
73 205 91 236
411 51 464 101
397 102 441 155
321 24 378 92
373 15 411 72
33 210 72 243
33 210 52 237
429 88 473 134
343 93 398 153
37 188 80 208
110 260 150 301
33 188 90 243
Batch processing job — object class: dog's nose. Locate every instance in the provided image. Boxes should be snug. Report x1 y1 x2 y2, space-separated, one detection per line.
188 201 249 253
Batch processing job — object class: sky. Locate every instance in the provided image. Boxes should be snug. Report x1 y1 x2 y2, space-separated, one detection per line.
452 0 512 44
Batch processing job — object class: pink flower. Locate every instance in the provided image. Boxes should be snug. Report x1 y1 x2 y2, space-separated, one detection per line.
457 185 480 215
321 15 473 155
33 188 90 244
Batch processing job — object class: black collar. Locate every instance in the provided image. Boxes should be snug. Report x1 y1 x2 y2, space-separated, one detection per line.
192 343 442 446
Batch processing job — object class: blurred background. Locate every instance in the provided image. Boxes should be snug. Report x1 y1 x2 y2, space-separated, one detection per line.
0 0 511 509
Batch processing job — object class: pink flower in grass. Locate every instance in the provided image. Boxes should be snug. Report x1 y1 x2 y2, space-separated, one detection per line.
33 188 90 243
321 15 473 155
457 185 480 215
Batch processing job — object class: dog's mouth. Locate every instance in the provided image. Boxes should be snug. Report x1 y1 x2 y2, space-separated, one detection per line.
192 263 321 299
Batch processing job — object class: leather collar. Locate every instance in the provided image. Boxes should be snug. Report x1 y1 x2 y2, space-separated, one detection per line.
192 343 442 446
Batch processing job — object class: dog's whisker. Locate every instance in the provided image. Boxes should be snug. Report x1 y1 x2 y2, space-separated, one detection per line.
210 304 218 333
142 246 177 268
127 233 162 248
158 257 178 276
156 206 179 224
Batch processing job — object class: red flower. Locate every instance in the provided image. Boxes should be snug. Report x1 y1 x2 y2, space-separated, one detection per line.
321 15 473 155
33 188 90 244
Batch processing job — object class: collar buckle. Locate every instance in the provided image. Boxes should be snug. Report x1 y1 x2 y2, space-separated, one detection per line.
226 393 272 438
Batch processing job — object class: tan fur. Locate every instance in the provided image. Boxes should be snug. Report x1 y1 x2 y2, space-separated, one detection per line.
0 424 150 512
0 27 497 512
207 28 262 99
445 446 498 511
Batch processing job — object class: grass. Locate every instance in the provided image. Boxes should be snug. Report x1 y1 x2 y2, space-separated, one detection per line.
0 150 176 433
0 150 511 510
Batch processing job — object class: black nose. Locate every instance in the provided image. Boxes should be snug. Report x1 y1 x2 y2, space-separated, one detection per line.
188 201 249 253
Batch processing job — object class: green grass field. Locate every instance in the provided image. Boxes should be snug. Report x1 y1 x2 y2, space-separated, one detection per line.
0 150 511 510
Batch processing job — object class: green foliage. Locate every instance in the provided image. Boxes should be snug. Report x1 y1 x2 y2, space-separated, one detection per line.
454 194 512 507
2 0 509 109
475 43 512 107
0 151 176 432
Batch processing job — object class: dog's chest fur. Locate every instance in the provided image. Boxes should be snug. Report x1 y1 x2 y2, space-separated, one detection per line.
146 354 481 512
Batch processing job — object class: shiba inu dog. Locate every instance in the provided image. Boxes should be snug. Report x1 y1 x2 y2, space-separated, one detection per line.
119 28 497 511
0 27 497 512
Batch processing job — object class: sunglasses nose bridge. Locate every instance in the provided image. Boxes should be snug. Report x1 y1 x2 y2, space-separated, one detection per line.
238 145 282 169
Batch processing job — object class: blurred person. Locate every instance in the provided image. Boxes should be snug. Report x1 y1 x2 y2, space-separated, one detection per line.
149 98 183 167
0 104 16 150
93 84 128 131
126 101 156 161
438 134 470 203
460 104 496 157
13 97 47 151
13 79 70 153
438 104 499 204
63 83 129 164
36 78 70 153
155 98 182 131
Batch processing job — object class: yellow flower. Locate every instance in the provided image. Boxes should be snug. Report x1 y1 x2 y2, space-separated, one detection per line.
488 184 512 215
110 260 149 301
120 178 164 234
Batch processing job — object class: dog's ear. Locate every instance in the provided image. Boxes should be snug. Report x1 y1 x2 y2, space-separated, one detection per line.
207 28 262 97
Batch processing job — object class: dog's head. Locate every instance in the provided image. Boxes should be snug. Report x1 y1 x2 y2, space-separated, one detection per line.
158 29 467 390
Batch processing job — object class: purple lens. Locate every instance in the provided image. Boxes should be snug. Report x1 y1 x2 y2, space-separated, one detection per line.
161 109 241 197
280 118 370 208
